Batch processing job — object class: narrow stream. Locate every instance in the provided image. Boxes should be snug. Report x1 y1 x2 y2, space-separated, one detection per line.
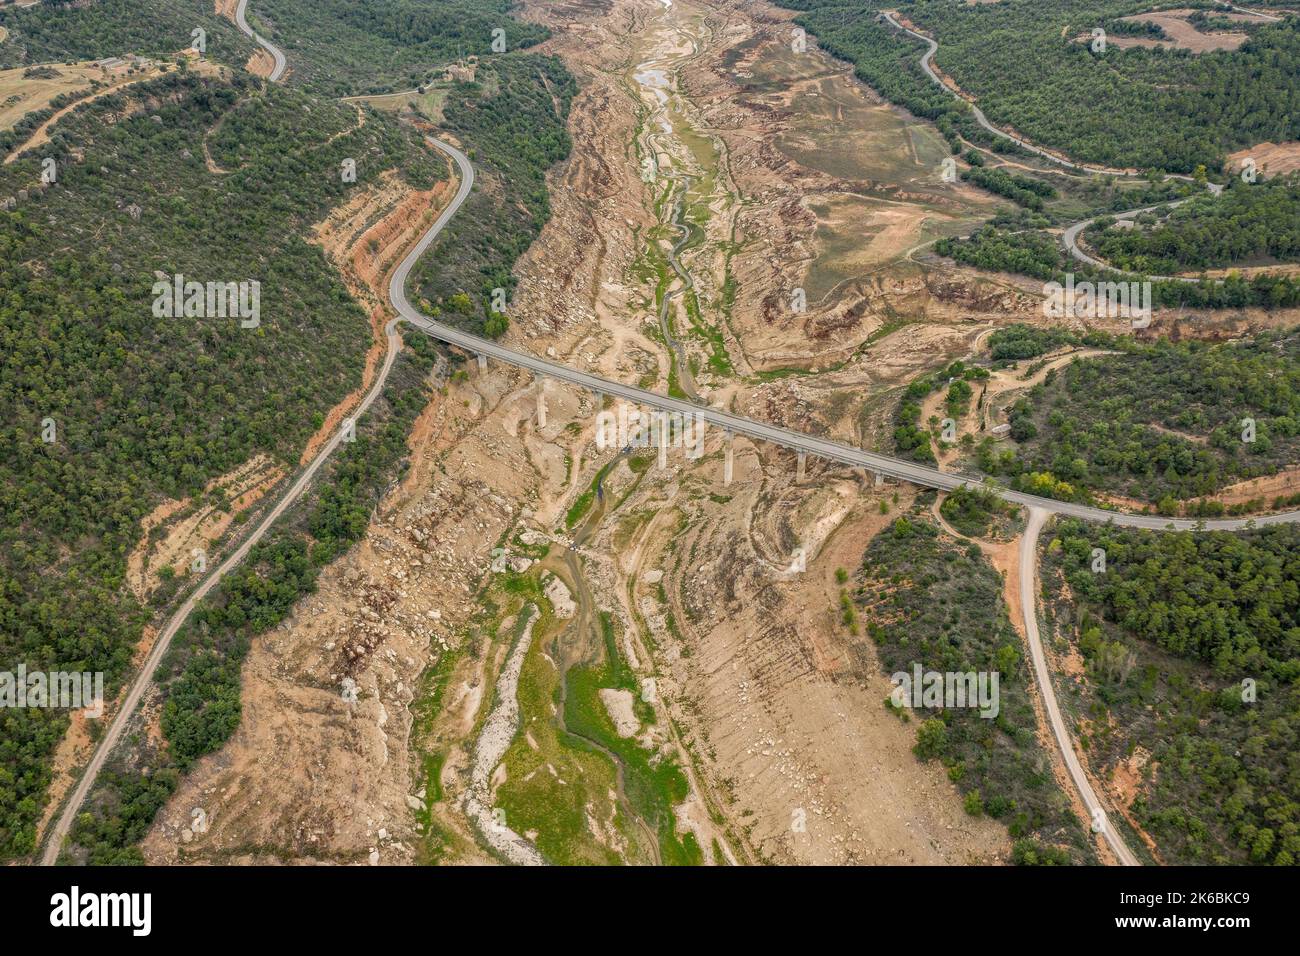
543 449 664 861
632 11 710 405
659 178 702 402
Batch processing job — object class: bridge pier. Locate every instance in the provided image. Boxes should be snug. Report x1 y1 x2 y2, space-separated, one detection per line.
476 353 487 373
874 471 884 488
536 376 547 428
723 430 734 486
796 450 807 484
657 412 668 470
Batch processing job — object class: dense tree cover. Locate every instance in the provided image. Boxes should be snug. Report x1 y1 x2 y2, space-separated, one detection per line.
938 171 1193 247
66 768 180 866
937 224 1064 281
409 53 575 338
939 221 1300 308
776 0 1300 174
978 333 1300 505
775 1 1300 303
773 0 988 157
0 72 440 859
65 332 443 862
1088 175 1300 275
987 324 1081 362
1186 11 1243 33
6 0 573 865
893 376 938 465
939 485 1015 538
252 0 549 96
855 518 1092 862
0 0 254 70
960 166 1057 211
1048 520 1300 864
1107 15 1168 40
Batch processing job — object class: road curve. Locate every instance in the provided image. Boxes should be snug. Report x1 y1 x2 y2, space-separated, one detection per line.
388 196 1299 533
879 10 1208 189
41 5 1298 866
1061 200 1203 279
881 12 1122 175
234 0 287 82
878 12 1238 281
1020 508 1140 865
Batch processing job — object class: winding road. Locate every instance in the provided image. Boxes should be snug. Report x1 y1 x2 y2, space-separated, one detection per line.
880 11 1132 176
40 2 1298 867
235 0 287 82
1061 197 1235 284
41 14 379 865
879 10 1231 273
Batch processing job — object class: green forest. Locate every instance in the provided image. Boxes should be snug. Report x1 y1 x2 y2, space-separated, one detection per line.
65 332 445 863
892 359 989 465
0 70 441 859
776 0 1300 174
1047 520 1300 864
855 515 1091 864
939 222 1300 309
250 0 550 96
1087 175 1300 275
977 330 1300 508
408 52 575 338
0 0 254 70
0 0 578 863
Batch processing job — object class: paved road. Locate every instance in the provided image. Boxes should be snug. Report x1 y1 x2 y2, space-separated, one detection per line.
1060 199 1229 284
879 11 1207 188
390 193 1299 532
43 18 359 865
1020 509 1140 866
881 16 1229 286
881 12 1126 176
39 331 402 863
1230 4 1282 22
234 0 287 82
41 6 1297 865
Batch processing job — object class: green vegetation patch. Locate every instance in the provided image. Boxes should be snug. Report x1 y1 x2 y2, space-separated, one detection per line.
563 613 700 865
854 517 1091 862
1088 175 1300 276
61 332 444 864
977 333 1300 506
1047 519 1300 864
939 485 1015 538
253 0 550 96
0 0 254 71
409 53 575 339
778 0 1300 174
495 600 628 866
0 72 439 860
